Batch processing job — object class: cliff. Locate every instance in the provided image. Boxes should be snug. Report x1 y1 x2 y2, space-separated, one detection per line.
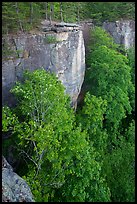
2 22 85 109
2 20 135 109
2 19 135 202
102 20 135 49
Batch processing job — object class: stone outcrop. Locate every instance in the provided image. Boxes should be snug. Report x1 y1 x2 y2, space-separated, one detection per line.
102 20 135 49
2 23 85 109
2 156 35 202
2 20 135 109
41 21 80 33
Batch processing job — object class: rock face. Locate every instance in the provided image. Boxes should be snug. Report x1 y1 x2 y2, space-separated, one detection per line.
80 20 94 54
2 156 35 202
2 25 85 109
102 20 135 49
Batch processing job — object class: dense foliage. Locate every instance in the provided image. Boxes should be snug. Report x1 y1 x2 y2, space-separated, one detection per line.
2 2 135 202
2 33 135 200
87 28 134 127
83 26 135 202
2 69 111 202
84 2 135 25
2 2 135 34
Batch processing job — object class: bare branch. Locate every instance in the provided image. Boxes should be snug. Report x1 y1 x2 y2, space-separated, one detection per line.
34 150 45 179
19 149 38 167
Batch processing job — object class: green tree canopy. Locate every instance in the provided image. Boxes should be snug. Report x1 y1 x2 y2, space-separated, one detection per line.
86 27 134 130
2 69 111 202
2 2 135 34
84 26 135 202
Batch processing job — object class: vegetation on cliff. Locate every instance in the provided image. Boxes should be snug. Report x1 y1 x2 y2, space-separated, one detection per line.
2 28 135 201
2 2 135 202
3 69 111 202
82 27 135 202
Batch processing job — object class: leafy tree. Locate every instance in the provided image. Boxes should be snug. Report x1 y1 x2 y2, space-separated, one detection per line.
103 121 135 202
75 92 111 202
87 26 118 53
2 106 24 168
2 2 135 35
84 26 135 202
2 2 19 34
86 27 134 131
2 69 111 202
54 93 111 202
84 2 135 25
2 2 135 202
76 93 108 155
126 47 135 85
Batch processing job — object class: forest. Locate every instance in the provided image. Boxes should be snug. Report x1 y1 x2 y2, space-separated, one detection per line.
2 2 135 34
2 2 135 202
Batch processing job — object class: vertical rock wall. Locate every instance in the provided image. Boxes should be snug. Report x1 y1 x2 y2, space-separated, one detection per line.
2 27 85 108
102 20 135 49
2 20 135 108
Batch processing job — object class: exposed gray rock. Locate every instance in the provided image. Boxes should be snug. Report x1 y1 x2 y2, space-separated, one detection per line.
2 155 13 171
2 156 35 202
102 20 135 49
2 28 85 109
52 26 80 32
55 22 79 27
43 26 80 33
41 20 79 27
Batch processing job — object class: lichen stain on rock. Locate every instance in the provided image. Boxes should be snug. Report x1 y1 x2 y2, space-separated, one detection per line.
56 32 69 41
23 50 29 59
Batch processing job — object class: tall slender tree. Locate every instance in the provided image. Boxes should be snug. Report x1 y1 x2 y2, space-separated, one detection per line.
15 2 23 31
49 2 54 24
60 2 63 22
45 2 48 20
77 3 80 23
30 2 33 25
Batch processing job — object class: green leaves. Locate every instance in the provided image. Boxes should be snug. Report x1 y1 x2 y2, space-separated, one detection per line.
2 2 135 202
3 68 112 202
84 26 135 202
86 29 134 128
84 2 135 24
2 2 135 35
2 106 19 132
103 133 135 202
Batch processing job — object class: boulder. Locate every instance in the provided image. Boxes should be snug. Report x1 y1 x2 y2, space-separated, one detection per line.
2 156 35 202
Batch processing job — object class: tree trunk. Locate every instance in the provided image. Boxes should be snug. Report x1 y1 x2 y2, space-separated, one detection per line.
45 2 48 20
30 2 33 25
50 2 54 25
60 2 63 22
15 2 23 31
51 3 54 19
77 3 80 24
49 3 52 24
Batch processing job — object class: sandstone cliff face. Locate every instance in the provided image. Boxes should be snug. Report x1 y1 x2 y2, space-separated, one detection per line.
2 26 85 108
102 20 135 49
2 156 35 202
